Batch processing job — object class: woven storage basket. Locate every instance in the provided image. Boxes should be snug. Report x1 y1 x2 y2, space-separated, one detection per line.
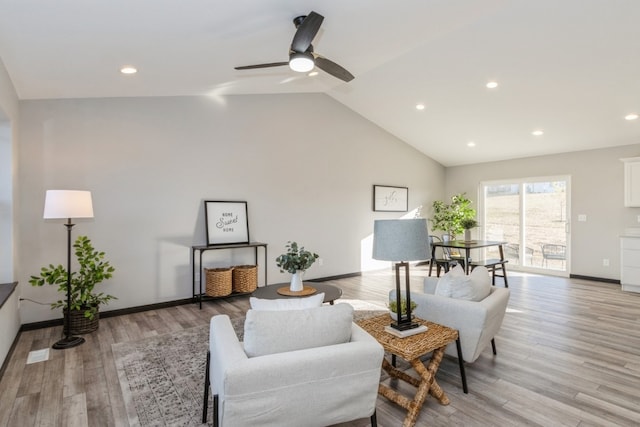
205 267 233 297
232 265 258 293
64 307 99 335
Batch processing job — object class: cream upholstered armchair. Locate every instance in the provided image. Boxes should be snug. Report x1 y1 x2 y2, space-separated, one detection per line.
390 266 510 364
202 303 384 427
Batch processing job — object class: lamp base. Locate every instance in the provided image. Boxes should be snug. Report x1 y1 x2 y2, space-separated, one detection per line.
385 324 428 338
391 320 421 331
52 336 85 350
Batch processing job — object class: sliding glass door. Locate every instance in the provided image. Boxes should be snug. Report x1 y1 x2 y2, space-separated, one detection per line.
480 176 570 276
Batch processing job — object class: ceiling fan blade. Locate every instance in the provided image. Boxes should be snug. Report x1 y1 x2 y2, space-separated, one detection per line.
315 56 354 82
291 11 324 52
235 62 289 70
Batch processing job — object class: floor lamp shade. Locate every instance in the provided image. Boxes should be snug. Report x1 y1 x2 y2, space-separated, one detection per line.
44 190 94 219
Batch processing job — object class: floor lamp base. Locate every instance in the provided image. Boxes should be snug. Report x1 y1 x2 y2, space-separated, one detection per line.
52 336 85 350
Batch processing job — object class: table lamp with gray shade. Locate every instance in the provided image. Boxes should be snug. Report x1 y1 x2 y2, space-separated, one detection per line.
372 218 429 331
43 190 94 349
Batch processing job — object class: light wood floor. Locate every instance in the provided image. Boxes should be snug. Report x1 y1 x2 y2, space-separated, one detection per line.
1 267 640 426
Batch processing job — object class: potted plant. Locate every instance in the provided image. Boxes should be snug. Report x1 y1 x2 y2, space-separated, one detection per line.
29 235 116 334
430 193 476 240
275 241 319 292
388 297 417 321
461 218 479 242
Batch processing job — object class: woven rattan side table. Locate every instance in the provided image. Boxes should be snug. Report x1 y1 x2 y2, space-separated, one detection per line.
357 314 460 427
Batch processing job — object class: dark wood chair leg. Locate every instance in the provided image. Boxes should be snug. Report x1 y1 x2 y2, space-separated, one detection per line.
491 338 497 355
502 265 509 288
202 351 210 423
391 354 396 367
455 337 468 394
370 409 378 427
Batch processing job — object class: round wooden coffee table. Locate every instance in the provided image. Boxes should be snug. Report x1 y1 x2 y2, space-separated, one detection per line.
251 283 342 304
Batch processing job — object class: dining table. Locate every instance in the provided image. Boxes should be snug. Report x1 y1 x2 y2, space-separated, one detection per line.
431 239 507 274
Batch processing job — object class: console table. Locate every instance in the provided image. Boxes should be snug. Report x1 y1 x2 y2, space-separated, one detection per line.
192 242 268 308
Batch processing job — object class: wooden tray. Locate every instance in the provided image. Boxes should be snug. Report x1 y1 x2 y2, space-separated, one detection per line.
277 285 317 296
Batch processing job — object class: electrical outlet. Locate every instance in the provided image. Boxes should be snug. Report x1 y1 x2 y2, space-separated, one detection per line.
318 258 324 266
603 259 610 267
578 214 587 222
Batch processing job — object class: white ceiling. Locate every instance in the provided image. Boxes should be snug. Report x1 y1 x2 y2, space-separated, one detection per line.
1 0 639 166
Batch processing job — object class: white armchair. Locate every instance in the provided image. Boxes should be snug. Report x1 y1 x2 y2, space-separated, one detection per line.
202 304 384 427
391 275 509 364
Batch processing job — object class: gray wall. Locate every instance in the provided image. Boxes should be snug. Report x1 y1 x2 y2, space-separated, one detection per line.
17 94 445 324
445 144 640 280
0 57 20 369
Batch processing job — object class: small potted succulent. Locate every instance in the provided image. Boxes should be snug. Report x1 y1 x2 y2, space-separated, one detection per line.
275 241 319 292
388 297 417 321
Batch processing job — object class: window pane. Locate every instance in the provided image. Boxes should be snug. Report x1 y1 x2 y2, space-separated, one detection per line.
484 184 520 261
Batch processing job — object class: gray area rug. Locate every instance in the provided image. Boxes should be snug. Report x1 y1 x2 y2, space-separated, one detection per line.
112 308 388 426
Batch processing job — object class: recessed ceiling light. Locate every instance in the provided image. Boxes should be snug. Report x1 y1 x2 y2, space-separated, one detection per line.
625 113 639 121
415 103 425 110
120 66 137 75
467 141 476 147
486 81 498 89
308 71 319 77
532 130 544 136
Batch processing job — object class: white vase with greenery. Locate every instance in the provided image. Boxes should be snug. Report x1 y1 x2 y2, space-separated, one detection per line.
461 218 478 242
275 241 319 292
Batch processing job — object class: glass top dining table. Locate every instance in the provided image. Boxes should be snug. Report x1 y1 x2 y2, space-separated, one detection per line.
431 240 507 274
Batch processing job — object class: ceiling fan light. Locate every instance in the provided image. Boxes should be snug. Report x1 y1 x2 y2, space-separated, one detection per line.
289 52 314 72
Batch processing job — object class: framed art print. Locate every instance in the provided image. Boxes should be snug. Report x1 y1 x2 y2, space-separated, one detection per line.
204 201 250 245
373 185 408 212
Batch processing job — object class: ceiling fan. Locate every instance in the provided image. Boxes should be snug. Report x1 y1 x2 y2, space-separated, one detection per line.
234 11 354 82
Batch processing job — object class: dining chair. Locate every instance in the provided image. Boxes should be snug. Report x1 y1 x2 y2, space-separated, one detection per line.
428 235 460 277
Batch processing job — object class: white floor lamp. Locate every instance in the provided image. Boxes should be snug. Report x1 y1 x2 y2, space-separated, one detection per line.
43 190 94 350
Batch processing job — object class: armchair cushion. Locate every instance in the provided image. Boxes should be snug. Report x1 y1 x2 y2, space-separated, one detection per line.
243 303 353 357
249 292 325 310
435 264 491 302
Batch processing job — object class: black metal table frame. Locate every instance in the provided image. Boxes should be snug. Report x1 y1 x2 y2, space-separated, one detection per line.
432 240 506 274
192 242 268 308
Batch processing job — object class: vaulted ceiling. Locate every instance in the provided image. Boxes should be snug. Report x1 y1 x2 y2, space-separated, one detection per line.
1 0 639 166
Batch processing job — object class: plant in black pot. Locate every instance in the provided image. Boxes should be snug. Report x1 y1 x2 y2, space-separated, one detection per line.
30 235 116 334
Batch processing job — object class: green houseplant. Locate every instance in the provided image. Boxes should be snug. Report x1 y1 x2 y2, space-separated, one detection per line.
430 193 476 239
275 241 319 292
30 235 116 333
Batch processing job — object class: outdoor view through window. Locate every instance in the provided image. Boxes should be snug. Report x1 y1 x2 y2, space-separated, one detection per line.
481 178 569 275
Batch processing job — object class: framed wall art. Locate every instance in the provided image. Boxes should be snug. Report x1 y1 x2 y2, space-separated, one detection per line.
204 201 250 245
373 185 408 212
